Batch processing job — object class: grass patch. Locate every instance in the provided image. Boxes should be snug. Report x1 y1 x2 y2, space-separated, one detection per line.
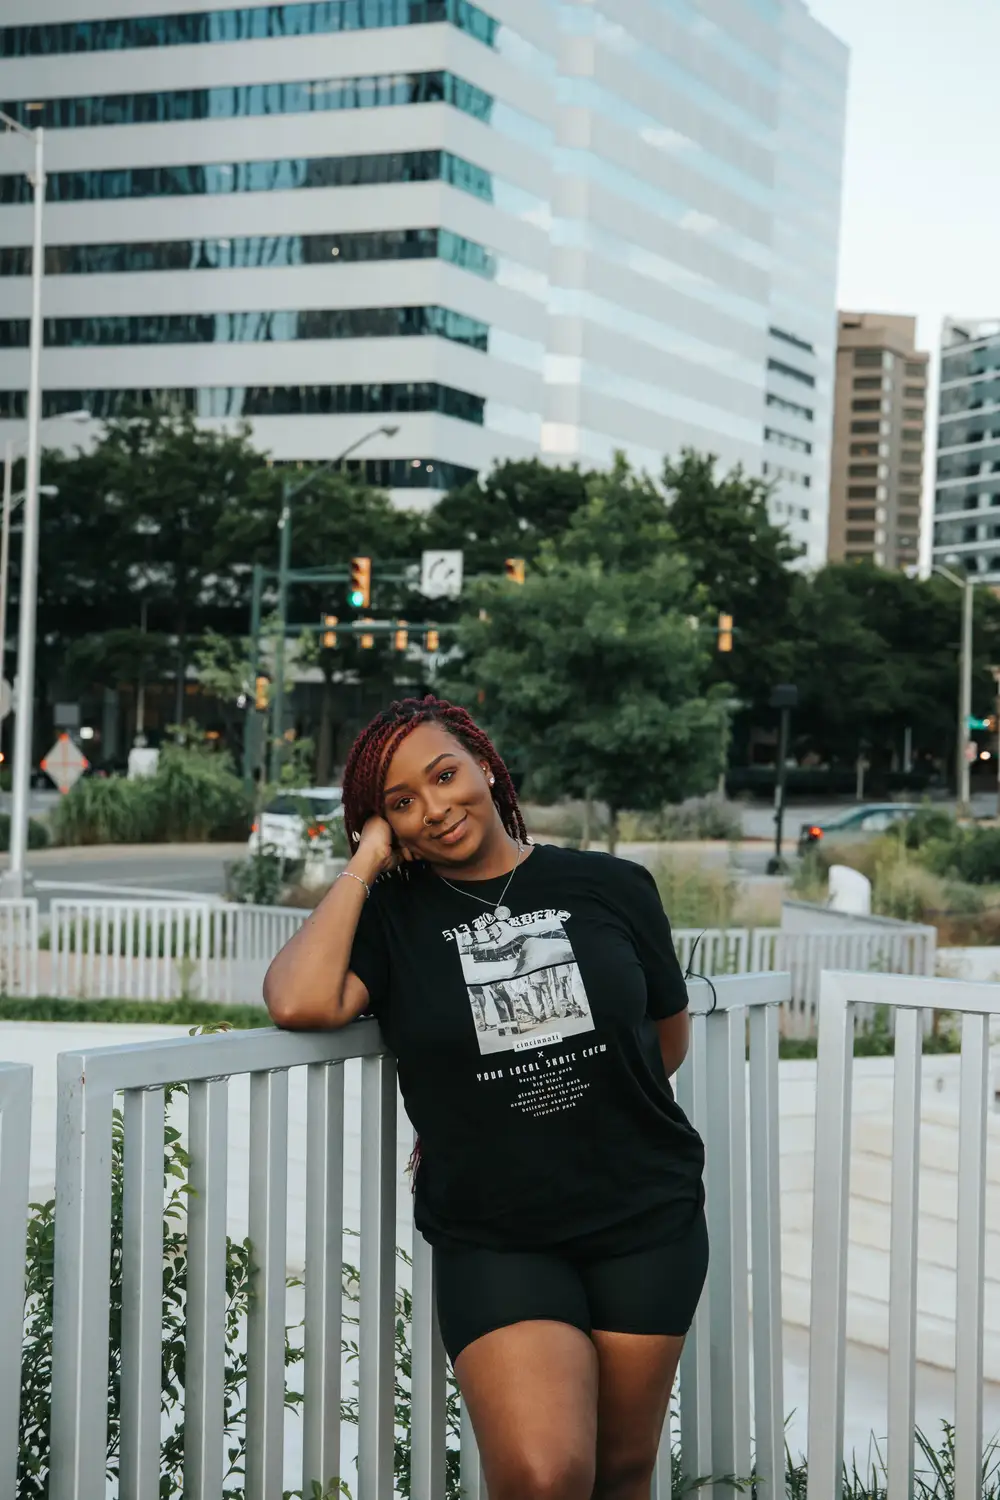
0 996 273 1027
651 855 739 928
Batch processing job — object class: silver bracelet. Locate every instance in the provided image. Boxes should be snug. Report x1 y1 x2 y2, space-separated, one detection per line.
337 870 370 899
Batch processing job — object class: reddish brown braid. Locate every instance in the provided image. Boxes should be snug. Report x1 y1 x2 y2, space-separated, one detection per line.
341 694 526 850
342 696 527 1191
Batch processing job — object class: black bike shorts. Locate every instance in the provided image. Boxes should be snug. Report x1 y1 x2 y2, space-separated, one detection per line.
433 1205 709 1364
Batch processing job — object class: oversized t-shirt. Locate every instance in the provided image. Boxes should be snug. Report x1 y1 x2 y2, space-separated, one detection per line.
348 842 704 1251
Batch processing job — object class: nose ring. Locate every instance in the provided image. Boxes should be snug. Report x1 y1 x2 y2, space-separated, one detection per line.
423 815 434 826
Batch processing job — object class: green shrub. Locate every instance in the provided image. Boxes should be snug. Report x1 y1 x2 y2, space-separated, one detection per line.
924 825 1000 885
226 849 286 906
651 795 743 842
650 856 738 929
896 806 959 850
0 811 50 850
0 996 272 1026
51 746 252 846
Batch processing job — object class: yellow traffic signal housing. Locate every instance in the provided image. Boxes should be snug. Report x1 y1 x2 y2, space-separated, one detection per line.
717 612 734 652
321 613 338 648
394 620 409 651
424 628 440 652
359 618 375 649
349 556 371 608
505 557 525 584
254 674 270 711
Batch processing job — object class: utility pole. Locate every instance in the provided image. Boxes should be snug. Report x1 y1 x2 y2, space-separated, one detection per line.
767 683 798 876
958 574 973 815
269 488 293 784
244 563 264 791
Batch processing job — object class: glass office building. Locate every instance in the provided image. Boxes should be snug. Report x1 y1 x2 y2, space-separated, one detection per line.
933 319 1000 581
0 0 846 530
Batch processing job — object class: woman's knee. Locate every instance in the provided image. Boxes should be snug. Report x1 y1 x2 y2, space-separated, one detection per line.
593 1446 658 1500
489 1446 595 1500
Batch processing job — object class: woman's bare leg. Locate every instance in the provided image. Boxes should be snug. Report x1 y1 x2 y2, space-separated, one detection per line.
590 1331 684 1500
454 1319 599 1500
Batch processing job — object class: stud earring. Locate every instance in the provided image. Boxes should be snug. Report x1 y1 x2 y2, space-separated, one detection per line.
488 774 496 786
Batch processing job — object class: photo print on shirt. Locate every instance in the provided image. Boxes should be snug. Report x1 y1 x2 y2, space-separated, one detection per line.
443 907 595 1056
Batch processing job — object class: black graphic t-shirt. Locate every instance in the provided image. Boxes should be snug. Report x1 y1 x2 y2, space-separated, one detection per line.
349 843 704 1250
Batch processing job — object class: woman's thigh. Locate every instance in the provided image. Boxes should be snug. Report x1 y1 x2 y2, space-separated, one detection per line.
591 1330 683 1499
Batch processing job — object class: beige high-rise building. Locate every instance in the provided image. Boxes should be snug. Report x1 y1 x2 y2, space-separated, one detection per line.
828 312 929 568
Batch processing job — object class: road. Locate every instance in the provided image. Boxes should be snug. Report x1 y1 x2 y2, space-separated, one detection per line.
0 842 245 911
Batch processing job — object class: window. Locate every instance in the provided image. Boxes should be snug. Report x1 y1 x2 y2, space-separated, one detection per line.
853 376 883 390
901 448 922 464
851 420 880 434
1 69 498 132
1 382 487 424
905 361 925 377
850 443 879 457
767 358 815 388
852 399 881 412
963 525 979 543
1 228 497 280
898 491 920 505
847 507 876 522
904 385 925 400
899 470 921 485
0 147 494 207
848 485 877 499
854 349 885 367
764 426 812 454
0 303 491 350
903 406 925 421
849 463 878 478
769 325 814 354
766 391 813 421
846 529 875 544
763 461 810 487
0 0 498 55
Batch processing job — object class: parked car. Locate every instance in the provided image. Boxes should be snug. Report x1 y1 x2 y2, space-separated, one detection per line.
249 787 343 860
798 803 919 855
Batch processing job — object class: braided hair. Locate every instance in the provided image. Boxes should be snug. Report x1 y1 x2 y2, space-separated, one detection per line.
341 694 526 850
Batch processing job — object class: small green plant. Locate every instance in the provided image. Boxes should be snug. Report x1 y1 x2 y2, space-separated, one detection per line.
227 846 287 906
0 995 272 1025
651 856 739 929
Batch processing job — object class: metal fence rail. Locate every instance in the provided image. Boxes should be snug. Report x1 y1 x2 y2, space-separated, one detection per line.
0 1060 32 1496
807 970 999 1500
674 924 936 1037
0 897 38 996
40 969 790 1500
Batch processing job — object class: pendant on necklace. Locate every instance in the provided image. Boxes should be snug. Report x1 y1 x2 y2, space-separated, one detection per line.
495 905 511 920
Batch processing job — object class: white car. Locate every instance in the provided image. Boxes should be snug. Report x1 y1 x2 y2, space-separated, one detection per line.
249 787 344 860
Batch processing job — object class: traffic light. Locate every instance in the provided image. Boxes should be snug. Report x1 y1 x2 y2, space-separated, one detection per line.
359 618 374 649
394 620 409 651
424 628 440 652
505 557 525 585
717 612 733 652
321 613 338 649
254 675 270 711
349 556 371 609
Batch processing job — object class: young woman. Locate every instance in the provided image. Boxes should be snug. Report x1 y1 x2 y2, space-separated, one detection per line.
264 696 707 1500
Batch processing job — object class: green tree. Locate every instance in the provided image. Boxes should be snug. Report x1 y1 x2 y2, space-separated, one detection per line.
662 450 800 716
420 458 589 577
446 466 726 849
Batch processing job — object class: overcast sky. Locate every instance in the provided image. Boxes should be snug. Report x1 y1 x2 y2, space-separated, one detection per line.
806 0 1000 358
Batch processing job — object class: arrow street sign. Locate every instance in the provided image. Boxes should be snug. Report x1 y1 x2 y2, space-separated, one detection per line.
41 733 89 794
420 549 463 599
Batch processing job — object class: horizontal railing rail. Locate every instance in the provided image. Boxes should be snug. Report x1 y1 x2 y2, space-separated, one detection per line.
0 1061 32 1496
807 970 1000 1500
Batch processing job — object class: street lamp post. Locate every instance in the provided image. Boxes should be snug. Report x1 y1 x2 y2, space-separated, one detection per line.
934 562 975 815
267 424 398 783
1 112 45 898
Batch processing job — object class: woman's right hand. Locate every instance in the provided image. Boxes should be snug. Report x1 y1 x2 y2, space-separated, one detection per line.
353 815 402 881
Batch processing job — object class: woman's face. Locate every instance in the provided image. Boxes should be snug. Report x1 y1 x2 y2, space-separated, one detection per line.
381 723 499 865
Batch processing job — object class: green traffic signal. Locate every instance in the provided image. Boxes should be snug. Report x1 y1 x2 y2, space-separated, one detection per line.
348 588 365 608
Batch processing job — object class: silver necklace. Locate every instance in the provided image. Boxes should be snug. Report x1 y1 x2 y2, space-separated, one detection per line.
436 842 524 920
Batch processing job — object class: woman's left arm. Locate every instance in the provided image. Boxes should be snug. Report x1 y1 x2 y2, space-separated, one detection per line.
655 1011 690 1079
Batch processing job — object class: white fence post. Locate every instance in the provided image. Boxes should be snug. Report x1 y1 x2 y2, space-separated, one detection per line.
0 1060 32 1495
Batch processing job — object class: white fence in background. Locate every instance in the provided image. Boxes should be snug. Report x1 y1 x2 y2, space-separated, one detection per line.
0 1061 31 1495
0 899 938 1033
673 924 936 1037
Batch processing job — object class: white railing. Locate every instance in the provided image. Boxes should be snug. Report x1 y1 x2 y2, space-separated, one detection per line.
674 924 936 1037
806 970 999 1500
0 898 38 997
0 1061 32 1496
44 898 306 1004
1 970 789 1500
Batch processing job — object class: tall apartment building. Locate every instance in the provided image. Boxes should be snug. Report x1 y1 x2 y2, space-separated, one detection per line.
932 318 1000 580
0 0 847 541
827 311 928 569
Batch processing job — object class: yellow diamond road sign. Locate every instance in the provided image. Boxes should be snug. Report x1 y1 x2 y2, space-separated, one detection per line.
41 733 89 794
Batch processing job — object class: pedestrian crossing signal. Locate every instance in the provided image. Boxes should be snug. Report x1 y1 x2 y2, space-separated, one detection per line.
717 612 733 652
505 557 525 584
254 675 270 711
424 628 440 652
321 614 338 648
359 618 374 649
394 621 409 651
